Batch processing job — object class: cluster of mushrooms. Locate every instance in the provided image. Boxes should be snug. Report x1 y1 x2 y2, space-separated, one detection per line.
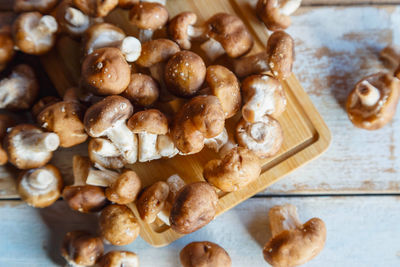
0 0 329 266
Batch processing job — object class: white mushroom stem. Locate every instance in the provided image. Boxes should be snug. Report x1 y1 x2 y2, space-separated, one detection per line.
93 138 121 157
28 169 53 190
280 0 302 16
157 135 179 158
138 29 154 43
22 132 60 152
204 128 228 153
36 15 58 36
86 168 120 187
268 204 302 236
233 52 269 78
65 7 89 27
200 38 226 62
157 174 185 225
187 25 206 39
138 132 161 162
357 81 381 107
106 122 138 164
116 36 142 62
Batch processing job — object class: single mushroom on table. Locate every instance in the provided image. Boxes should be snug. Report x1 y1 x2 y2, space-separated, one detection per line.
99 204 140 246
256 0 302 31
122 73 160 107
61 230 104 267
0 33 14 72
12 12 58 55
17 164 63 208
242 74 286 123
4 124 59 170
129 2 169 42
0 114 15 165
136 181 169 224
14 0 59 13
346 72 400 130
180 241 232 267
0 64 39 110
170 182 218 234
88 137 126 169
98 251 139 267
263 204 326 266
73 0 118 18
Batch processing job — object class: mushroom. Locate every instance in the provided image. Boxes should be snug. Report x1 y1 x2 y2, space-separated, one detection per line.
12 12 58 55
204 147 261 192
266 30 295 80
118 0 139 9
99 204 140 246
84 95 138 164
122 73 160 107
242 74 287 123
56 0 95 37
180 241 232 267
170 182 218 234
168 12 206 50
203 127 228 153
63 155 108 213
129 2 169 42
0 33 14 72
380 44 400 69
203 65 241 118
171 95 225 154
136 181 169 223
61 230 104 267
235 116 283 158
14 0 59 13
0 114 15 165
98 251 139 267
346 72 400 130
31 96 61 118
263 204 327 266
256 0 302 31
0 64 39 110
200 13 253 61
88 138 125 169
4 124 59 169
73 0 118 18
81 47 131 95
164 50 206 98
37 101 88 148
17 164 63 208
232 51 270 78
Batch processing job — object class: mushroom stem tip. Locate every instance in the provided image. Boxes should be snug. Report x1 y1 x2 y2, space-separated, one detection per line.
269 204 302 236
357 80 381 107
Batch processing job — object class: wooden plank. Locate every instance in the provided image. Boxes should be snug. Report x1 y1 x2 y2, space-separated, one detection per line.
303 0 400 5
1 196 400 266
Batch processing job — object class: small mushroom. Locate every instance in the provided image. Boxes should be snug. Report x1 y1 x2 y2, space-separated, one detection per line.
200 13 253 61
4 124 59 169
235 116 283 158
61 230 104 267
165 50 206 98
14 0 59 13
129 2 169 42
256 0 302 31
171 95 225 154
267 30 295 80
17 164 63 208
84 95 138 163
180 241 232 267
0 114 15 165
56 0 94 37
0 64 39 110
168 12 206 50
380 44 400 69
98 251 139 267
242 74 286 123
12 12 58 55
263 204 326 266
88 138 126 169
122 73 160 107
0 33 14 72
346 73 400 130
170 182 218 234
63 155 108 213
136 181 169 223
81 47 131 95
73 0 118 18
232 51 270 78
99 204 140 246
31 96 61 118
204 147 261 192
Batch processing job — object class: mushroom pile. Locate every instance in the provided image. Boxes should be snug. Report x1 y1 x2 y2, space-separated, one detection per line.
0 0 314 266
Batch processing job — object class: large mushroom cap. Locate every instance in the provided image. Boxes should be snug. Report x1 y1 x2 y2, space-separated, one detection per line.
122 73 160 106
267 31 294 80
136 38 180 68
127 109 168 134
180 241 232 267
84 95 134 137
73 0 118 18
129 2 168 31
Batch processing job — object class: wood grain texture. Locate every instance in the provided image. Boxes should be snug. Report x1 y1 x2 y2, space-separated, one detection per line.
303 0 400 5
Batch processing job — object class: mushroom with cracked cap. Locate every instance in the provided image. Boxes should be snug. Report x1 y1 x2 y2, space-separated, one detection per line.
263 204 326 266
88 137 126 169
180 241 232 267
136 181 169 223
14 0 59 13
122 73 160 107
0 114 15 165
346 73 400 130
0 33 14 72
256 0 302 31
73 0 118 17
12 12 58 55
168 12 206 50
18 164 63 208
98 251 139 267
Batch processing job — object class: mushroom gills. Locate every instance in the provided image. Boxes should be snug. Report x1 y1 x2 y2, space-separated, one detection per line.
20 168 57 195
65 7 89 28
0 70 32 108
204 127 228 152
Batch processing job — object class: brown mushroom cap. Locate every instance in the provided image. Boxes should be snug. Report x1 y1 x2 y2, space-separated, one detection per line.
263 218 327 266
122 73 160 106
0 33 14 71
32 96 61 118
129 2 168 31
118 0 139 9
99 251 139 267
205 65 241 118
204 147 261 192
170 182 218 234
205 13 253 58
267 31 294 80
73 0 118 17
346 73 400 130
136 39 180 68
180 241 232 267
256 0 291 31
136 181 169 223
14 0 59 13
61 230 104 267
99 204 140 245
81 47 131 95
168 11 199 50
105 170 142 204
127 109 168 134
242 74 286 123
63 185 108 213
165 51 206 98
18 164 63 208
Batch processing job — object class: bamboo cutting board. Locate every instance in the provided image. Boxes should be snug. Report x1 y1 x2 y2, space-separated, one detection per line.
0 0 331 246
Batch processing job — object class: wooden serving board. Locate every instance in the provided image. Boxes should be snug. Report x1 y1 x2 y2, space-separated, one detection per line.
0 0 331 246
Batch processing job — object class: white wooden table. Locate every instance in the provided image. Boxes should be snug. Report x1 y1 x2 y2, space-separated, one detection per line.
1 1 400 266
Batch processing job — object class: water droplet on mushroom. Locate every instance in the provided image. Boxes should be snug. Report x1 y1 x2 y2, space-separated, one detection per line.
97 62 103 69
